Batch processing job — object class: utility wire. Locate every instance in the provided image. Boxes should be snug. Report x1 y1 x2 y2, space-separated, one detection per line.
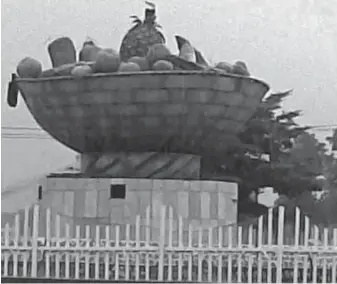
2 124 337 131
1 126 45 131
1 124 336 140
2 136 52 140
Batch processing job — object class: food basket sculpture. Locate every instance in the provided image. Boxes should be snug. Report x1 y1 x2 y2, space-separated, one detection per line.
15 70 269 155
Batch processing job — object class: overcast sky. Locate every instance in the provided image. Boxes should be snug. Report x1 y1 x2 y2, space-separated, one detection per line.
1 0 337 188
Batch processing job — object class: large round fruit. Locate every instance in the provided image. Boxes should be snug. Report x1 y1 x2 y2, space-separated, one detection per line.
146 43 171 65
215 61 233 73
152 60 174 71
102 48 116 54
127 56 150 71
16 57 42 78
93 50 121 73
118 62 141 72
233 61 250 76
71 65 93 77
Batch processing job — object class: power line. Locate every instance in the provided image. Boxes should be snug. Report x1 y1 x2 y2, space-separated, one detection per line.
310 124 337 129
2 124 337 131
1 126 51 140
1 123 336 141
2 136 52 140
1 126 44 131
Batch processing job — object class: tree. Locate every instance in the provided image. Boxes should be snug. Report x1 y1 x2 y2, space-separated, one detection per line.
273 139 337 226
217 90 326 217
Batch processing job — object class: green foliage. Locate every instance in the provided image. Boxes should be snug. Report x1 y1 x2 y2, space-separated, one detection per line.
323 154 337 192
221 90 327 206
215 88 337 222
275 187 337 226
273 131 337 226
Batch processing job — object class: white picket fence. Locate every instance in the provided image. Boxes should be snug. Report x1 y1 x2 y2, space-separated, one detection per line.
1 204 337 283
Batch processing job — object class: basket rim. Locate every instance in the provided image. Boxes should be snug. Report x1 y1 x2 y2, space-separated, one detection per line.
14 70 270 91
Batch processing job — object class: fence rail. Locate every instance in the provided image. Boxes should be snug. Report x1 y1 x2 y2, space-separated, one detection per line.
1 204 337 283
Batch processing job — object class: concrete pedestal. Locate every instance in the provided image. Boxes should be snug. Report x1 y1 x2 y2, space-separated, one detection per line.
38 177 238 244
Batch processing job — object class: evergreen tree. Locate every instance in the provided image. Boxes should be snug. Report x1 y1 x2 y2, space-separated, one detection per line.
218 90 326 218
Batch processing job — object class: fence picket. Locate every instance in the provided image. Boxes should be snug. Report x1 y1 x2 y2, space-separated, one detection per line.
44 208 51 278
114 225 120 281
94 225 100 280
104 225 110 281
217 226 223 283
267 207 273 283
84 225 90 280
207 227 212 282
158 205 166 281
188 224 193 281
312 225 319 283
145 207 150 281
74 225 80 279
322 228 328 283
65 224 70 279
14 213 20 246
257 215 263 283
3 223 10 277
293 207 300 283
227 225 233 283
12 247 18 277
15 211 27 278
31 205 39 277
125 223 130 281
178 216 183 281
247 224 253 283
23 207 29 247
276 206 285 283
55 215 61 279
237 226 243 283
14 206 28 278
135 215 140 281
302 216 310 282
167 207 173 281
294 207 300 247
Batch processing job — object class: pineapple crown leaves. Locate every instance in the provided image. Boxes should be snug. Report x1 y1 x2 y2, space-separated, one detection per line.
145 1 156 9
129 17 161 28
144 1 159 24
154 23 163 29
130 15 142 25
128 3 163 32
128 0 160 26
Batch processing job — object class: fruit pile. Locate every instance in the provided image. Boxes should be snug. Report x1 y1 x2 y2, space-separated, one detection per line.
16 2 250 79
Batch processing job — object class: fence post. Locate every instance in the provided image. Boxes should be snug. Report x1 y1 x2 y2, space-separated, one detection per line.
276 206 285 283
158 205 166 281
31 204 40 277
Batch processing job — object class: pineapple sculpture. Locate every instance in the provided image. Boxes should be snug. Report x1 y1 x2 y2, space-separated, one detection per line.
119 1 165 62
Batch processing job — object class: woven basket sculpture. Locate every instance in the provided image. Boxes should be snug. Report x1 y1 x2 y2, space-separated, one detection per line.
15 71 269 156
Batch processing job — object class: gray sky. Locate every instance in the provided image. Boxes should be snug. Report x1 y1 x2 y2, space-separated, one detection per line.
1 0 337 188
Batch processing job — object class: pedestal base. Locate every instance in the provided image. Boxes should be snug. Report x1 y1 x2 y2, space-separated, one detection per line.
38 177 238 244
